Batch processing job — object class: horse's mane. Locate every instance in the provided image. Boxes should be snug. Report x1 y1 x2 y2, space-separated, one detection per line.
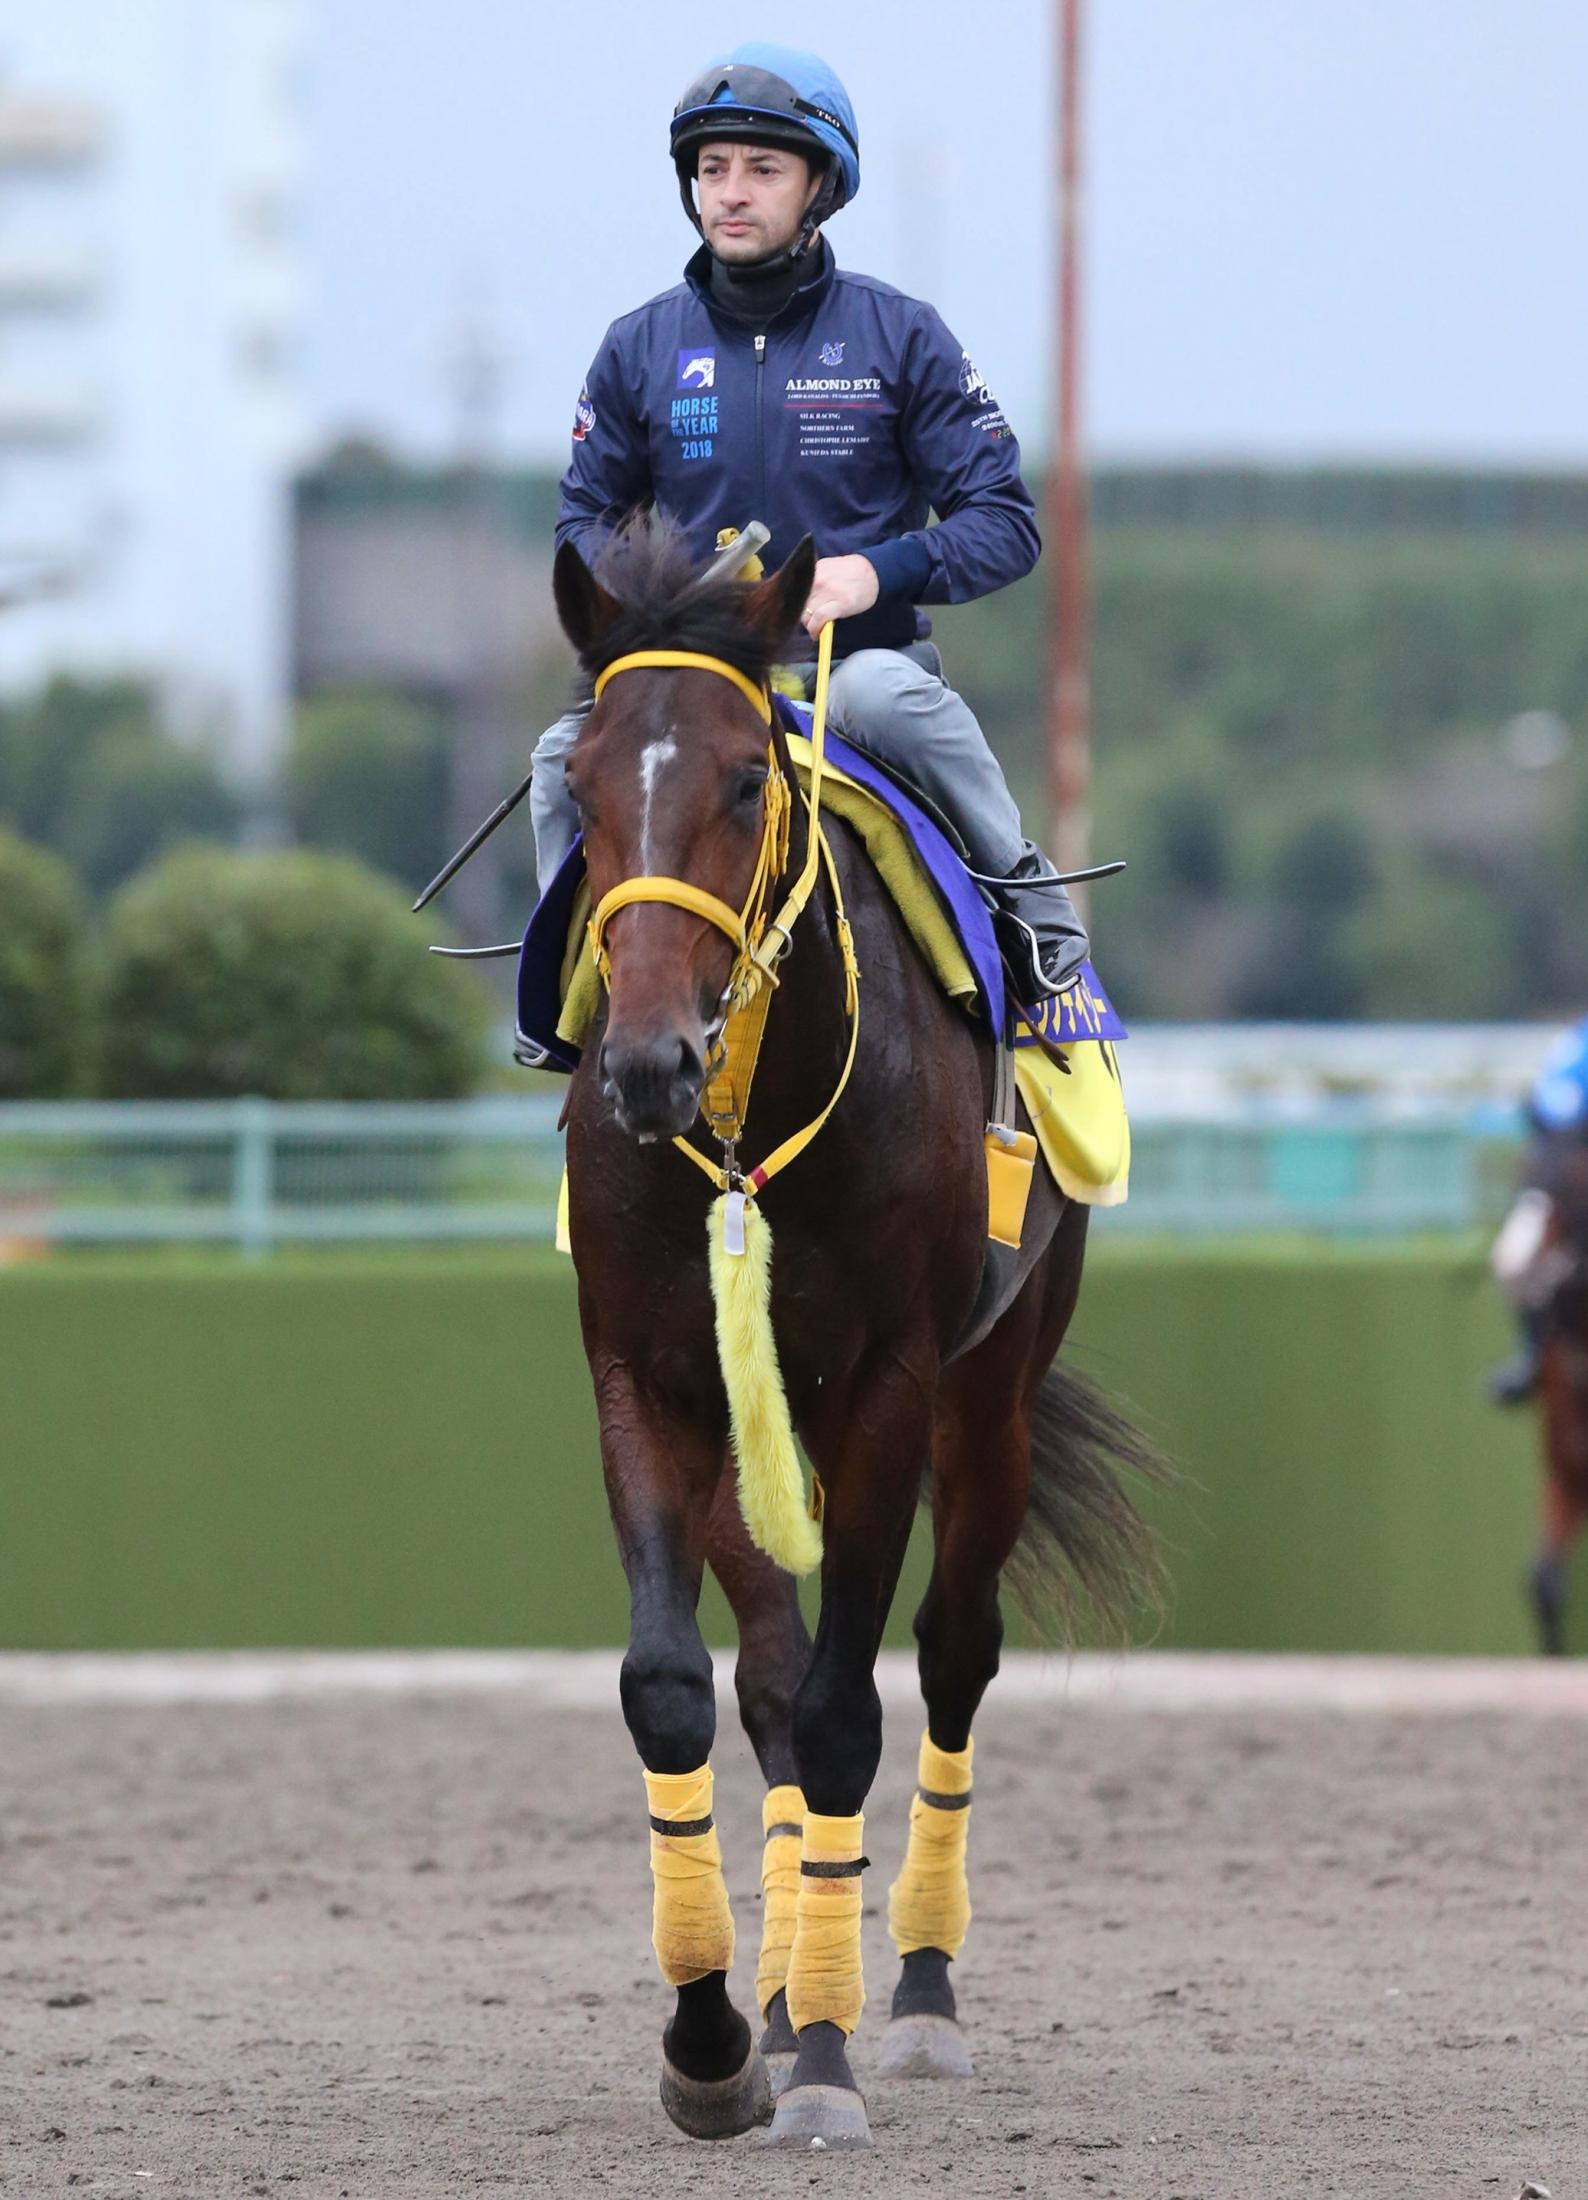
577 512 784 691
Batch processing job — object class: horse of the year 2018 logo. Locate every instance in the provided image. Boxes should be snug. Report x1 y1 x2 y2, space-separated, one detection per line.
545 510 1158 2152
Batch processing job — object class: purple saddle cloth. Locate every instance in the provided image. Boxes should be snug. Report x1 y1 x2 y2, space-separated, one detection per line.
514 694 1126 1072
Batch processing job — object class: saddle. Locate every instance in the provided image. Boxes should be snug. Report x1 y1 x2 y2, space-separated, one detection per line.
515 696 1130 1218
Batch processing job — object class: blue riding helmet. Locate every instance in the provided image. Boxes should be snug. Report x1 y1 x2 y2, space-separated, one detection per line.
1532 1016 1588 1132
671 42 861 234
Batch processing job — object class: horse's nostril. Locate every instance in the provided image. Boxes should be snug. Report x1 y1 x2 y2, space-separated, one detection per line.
602 1029 708 1134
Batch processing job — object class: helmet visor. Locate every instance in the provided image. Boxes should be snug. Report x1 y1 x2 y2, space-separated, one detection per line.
672 62 858 157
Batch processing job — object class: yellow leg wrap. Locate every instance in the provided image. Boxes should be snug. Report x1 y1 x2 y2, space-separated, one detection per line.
644 1765 735 1988
784 1810 866 2037
888 1732 974 1959
755 1783 806 2017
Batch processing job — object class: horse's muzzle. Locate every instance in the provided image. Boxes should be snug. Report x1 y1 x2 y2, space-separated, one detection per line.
599 1029 708 1141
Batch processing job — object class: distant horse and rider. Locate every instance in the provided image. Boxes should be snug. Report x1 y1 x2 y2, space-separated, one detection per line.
1489 1012 1588 1656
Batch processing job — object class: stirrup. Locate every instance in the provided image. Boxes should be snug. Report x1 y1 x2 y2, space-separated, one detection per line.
513 1032 557 1072
993 907 1085 1009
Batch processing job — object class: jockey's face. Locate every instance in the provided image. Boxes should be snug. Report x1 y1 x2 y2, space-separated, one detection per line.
695 139 823 264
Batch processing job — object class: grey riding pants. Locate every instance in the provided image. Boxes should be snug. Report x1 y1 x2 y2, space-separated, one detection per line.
527 643 1085 959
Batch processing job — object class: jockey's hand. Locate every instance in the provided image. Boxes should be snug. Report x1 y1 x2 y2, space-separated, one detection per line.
802 554 880 638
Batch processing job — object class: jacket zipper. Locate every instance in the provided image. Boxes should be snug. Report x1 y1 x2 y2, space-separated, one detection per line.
753 332 767 526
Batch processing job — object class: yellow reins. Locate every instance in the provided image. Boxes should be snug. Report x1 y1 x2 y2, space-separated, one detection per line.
583 621 857 1576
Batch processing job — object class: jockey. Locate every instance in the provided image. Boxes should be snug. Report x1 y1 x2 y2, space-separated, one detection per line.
528 40 1087 1017
1488 1013 1588 1405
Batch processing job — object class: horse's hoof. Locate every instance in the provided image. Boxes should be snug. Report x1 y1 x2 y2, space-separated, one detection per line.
874 2011 975 2079
760 2082 872 2149
659 2042 774 2140
759 1990 798 2097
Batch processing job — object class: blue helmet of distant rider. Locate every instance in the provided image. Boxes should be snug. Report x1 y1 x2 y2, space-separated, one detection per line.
669 42 861 267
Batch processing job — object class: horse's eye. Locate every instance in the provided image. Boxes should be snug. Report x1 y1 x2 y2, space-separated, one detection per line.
733 768 769 809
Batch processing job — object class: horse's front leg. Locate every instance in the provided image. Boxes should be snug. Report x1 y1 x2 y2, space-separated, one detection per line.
762 1357 932 2151
705 1471 812 2094
593 1359 773 2140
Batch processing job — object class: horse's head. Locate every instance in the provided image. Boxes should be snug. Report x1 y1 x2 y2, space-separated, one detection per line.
553 517 816 1140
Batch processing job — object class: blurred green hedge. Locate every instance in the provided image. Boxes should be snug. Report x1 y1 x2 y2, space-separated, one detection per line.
96 846 492 1100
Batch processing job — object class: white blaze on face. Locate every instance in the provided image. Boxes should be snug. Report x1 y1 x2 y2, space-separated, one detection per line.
638 733 679 874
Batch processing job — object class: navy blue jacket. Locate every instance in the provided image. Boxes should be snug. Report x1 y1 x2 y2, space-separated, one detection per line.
557 241 1041 657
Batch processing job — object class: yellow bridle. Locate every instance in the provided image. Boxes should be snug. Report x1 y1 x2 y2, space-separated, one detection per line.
584 623 859 1196
586 650 789 985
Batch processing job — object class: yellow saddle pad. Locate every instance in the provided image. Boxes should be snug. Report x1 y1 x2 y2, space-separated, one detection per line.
1013 1032 1130 1208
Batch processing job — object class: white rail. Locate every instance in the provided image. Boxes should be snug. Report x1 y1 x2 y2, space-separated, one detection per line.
0 1090 1517 1253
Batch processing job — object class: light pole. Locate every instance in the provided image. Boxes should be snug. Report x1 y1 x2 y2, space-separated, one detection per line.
1046 0 1091 889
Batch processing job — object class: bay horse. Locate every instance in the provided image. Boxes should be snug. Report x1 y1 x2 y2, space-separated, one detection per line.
552 514 1155 2149
1514 1130 1588 1654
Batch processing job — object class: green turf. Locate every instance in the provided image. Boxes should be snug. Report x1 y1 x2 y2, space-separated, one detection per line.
0 1239 1556 1653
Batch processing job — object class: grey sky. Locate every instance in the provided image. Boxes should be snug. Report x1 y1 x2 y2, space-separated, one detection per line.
306 0 1588 467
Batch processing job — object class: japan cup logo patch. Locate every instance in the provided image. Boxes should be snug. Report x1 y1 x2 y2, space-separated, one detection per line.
677 349 716 391
958 353 995 407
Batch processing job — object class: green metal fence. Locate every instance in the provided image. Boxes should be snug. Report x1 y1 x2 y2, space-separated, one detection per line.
0 1095 1518 1253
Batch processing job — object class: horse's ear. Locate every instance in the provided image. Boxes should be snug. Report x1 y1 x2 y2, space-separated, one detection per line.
553 539 622 658
741 535 817 650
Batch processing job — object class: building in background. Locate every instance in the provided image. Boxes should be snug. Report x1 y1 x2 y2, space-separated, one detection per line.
0 0 311 773
294 445 564 942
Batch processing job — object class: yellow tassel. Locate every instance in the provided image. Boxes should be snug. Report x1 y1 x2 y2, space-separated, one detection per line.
756 1783 806 2017
888 1732 974 1959
785 1810 866 2036
707 1193 823 1576
645 1764 735 1987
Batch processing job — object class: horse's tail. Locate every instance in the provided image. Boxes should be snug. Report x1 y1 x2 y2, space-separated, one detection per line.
1002 1360 1168 1643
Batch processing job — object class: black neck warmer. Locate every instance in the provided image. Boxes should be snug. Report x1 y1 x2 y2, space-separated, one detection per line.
706 242 817 328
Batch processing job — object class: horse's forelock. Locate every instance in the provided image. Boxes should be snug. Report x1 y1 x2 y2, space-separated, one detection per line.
581 514 781 692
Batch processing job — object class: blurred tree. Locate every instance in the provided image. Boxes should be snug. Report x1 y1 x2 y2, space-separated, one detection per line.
0 676 238 894
98 847 491 1099
0 676 161 847
0 828 89 1098
284 688 450 894
62 727 240 898
1231 809 1378 1020
1341 863 1518 1021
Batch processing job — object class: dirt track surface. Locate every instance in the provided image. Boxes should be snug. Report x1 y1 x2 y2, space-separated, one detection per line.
2 1657 1584 2200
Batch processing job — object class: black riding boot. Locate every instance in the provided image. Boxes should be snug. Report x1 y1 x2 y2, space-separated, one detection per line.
1487 1306 1548 1408
992 847 1091 1005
